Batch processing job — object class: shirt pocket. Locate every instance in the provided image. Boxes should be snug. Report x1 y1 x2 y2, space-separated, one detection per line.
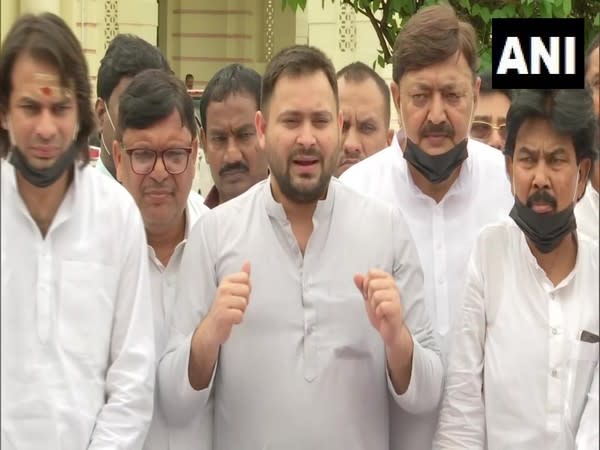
59 261 117 365
565 340 599 428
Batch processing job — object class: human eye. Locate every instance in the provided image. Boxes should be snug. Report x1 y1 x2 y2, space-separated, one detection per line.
133 149 156 162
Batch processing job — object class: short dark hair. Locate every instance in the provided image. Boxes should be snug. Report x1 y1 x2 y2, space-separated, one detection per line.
0 13 95 163
185 73 194 80
479 70 512 101
392 4 478 83
337 61 391 126
97 34 171 101
261 45 338 115
504 89 597 163
199 64 261 129
116 69 197 142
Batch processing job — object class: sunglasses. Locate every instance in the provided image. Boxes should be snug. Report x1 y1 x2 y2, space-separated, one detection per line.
470 120 507 141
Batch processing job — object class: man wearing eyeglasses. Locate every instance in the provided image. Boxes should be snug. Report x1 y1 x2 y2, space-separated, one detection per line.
469 71 512 151
113 69 209 450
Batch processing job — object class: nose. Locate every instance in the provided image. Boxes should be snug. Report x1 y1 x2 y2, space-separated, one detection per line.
531 161 551 191
223 135 243 164
35 109 57 141
296 120 317 149
342 126 362 159
149 153 169 183
487 129 503 150
427 92 447 124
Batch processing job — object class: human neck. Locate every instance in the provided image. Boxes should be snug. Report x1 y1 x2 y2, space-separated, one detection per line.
100 145 116 178
407 163 461 203
528 233 578 287
16 168 72 237
146 213 187 267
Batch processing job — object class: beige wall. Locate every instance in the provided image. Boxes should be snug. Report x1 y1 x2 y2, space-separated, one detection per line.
159 0 296 89
297 0 398 130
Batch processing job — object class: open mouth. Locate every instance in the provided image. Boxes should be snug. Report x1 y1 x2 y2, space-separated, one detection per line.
530 202 555 214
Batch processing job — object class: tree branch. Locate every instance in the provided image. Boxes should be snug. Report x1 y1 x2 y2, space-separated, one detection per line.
342 0 393 62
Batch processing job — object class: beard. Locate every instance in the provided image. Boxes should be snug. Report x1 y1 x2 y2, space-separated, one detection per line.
268 145 337 204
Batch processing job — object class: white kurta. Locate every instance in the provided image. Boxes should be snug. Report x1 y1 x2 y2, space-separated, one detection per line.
435 219 599 450
143 192 208 450
1 160 155 450
340 137 513 450
575 183 599 241
159 178 443 450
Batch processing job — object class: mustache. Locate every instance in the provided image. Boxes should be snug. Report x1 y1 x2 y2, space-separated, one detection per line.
420 121 455 139
288 147 322 161
219 161 249 176
526 190 557 209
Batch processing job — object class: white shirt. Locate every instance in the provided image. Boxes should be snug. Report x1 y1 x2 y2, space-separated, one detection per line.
143 192 208 450
341 138 513 349
435 219 599 450
95 155 114 179
159 179 443 450
340 138 513 450
575 183 598 241
1 161 155 450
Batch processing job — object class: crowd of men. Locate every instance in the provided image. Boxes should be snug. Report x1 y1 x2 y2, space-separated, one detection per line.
0 4 598 450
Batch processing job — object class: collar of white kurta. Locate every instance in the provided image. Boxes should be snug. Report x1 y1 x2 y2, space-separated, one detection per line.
147 192 207 271
394 134 476 201
512 219 581 293
4 160 83 235
262 176 336 224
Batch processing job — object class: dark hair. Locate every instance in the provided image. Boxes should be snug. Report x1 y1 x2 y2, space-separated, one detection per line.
0 13 95 163
116 69 197 142
97 34 171 101
337 61 391 126
185 73 194 80
479 70 512 101
199 63 261 129
586 32 599 73
261 45 338 115
392 4 478 83
504 89 597 163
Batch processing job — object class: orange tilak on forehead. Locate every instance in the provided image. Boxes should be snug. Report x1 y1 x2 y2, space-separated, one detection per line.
31 72 73 100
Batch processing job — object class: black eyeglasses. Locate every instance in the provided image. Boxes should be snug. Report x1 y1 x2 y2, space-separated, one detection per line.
470 121 507 141
124 147 192 175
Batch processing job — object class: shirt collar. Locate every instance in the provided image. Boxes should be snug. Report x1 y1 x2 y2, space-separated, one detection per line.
396 136 475 200
263 176 336 224
95 157 114 179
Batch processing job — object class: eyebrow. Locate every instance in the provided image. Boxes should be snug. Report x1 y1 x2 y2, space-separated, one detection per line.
473 115 492 122
518 146 569 156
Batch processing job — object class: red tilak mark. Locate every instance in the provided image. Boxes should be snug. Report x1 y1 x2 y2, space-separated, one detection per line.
41 86 52 96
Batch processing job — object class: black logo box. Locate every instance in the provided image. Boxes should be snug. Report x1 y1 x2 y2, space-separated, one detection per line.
491 18 585 89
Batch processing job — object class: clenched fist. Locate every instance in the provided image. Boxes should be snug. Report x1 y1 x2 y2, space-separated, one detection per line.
204 261 252 348
354 269 405 348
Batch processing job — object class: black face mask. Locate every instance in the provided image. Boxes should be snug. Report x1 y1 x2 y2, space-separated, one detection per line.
403 138 468 184
509 195 576 254
9 142 79 188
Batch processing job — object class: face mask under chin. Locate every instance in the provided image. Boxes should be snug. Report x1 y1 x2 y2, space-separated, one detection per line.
402 138 469 184
9 142 80 188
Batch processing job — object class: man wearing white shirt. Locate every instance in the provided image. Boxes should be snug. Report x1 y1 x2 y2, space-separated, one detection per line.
575 33 599 241
0 13 154 449
435 88 599 450
340 5 513 449
113 69 208 450
159 44 443 450
95 34 171 180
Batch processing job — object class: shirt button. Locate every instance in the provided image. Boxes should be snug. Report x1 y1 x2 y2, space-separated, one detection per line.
551 327 558 335
551 369 558 377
